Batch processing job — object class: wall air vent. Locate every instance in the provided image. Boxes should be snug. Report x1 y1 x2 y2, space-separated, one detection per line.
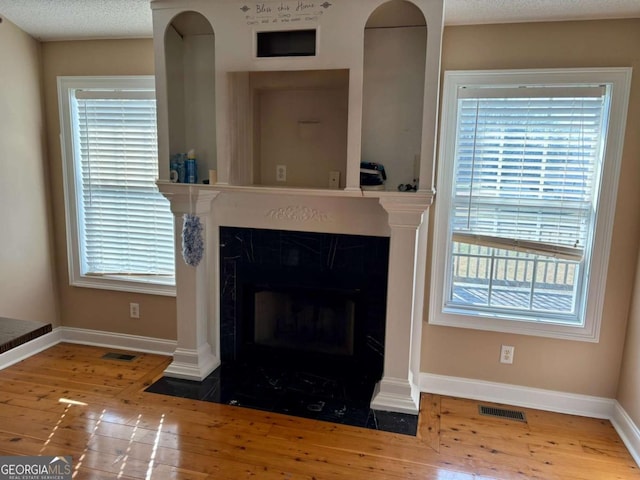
478 405 527 422
257 29 316 57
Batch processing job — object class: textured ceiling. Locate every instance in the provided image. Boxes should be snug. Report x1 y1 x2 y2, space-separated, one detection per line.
0 0 639 41
0 0 153 41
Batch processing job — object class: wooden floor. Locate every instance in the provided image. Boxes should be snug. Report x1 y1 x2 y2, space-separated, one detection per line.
0 344 637 479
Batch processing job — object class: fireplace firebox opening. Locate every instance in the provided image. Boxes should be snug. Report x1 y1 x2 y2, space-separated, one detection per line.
251 287 356 356
220 227 389 378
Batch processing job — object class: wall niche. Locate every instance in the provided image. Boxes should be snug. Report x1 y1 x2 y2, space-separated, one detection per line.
164 11 216 184
362 0 427 192
229 69 349 189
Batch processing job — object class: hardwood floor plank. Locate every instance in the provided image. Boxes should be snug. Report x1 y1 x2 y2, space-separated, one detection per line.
580 437 639 460
417 392 441 452
73 467 140 480
0 370 127 396
7 363 138 389
528 443 639 480
88 414 436 480
148 464 209 479
0 389 71 413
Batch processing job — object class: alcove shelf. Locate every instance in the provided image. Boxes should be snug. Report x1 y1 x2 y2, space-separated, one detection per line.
151 0 443 195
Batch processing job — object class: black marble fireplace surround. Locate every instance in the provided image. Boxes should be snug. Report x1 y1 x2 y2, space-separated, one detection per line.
220 227 389 367
147 227 419 435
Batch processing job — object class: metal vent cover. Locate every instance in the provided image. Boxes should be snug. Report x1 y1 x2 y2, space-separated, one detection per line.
102 352 137 362
478 405 527 422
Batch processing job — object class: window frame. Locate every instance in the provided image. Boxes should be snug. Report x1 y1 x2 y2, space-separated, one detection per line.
429 68 632 341
58 75 176 296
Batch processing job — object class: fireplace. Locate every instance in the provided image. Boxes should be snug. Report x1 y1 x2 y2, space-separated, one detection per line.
249 286 356 356
220 227 388 378
159 186 431 415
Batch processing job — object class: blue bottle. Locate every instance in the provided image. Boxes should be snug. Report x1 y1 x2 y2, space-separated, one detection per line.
185 150 197 184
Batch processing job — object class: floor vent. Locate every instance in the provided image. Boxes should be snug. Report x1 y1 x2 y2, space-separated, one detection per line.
478 405 527 422
102 352 137 362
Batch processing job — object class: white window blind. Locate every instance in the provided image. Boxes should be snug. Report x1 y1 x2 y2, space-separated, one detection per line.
72 89 174 282
430 68 632 341
452 87 606 262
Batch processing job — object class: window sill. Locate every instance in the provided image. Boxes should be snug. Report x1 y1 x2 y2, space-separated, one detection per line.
71 275 176 297
429 309 599 343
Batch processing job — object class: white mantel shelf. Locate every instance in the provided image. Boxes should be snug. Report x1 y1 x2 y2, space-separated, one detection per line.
157 180 435 204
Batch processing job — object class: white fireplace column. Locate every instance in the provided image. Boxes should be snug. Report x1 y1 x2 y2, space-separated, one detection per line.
370 195 433 414
161 186 221 380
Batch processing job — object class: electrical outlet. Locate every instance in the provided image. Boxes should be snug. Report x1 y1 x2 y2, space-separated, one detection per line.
328 171 340 189
276 164 286 182
129 302 140 319
500 345 515 364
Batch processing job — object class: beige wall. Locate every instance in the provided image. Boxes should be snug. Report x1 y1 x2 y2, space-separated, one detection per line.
618 247 640 426
0 19 59 325
41 39 176 340
422 19 640 398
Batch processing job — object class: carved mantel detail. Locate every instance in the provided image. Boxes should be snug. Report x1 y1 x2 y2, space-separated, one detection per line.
266 205 332 222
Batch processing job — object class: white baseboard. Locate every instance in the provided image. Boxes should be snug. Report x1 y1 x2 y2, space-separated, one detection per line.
420 372 614 419
59 326 176 356
611 401 640 467
0 327 62 370
0 326 176 371
420 372 640 468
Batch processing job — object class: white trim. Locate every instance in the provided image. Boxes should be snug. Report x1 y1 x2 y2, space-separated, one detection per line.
0 326 175 372
59 326 176 356
611 401 640 468
429 67 633 342
57 75 175 297
370 377 420 415
419 372 614 419
163 346 220 381
419 372 640 467
0 328 63 370
69 276 176 297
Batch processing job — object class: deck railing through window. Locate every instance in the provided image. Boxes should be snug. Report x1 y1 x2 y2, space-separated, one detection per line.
450 243 579 318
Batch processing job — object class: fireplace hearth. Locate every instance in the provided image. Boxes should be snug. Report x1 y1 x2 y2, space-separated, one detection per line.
146 352 418 435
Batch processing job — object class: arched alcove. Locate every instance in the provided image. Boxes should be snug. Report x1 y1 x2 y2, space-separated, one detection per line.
361 1 427 192
164 11 216 184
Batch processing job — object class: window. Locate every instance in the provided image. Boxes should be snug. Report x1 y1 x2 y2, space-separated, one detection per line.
430 68 631 341
58 76 175 295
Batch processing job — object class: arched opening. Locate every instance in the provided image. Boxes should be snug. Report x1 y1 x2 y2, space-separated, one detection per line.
361 1 427 192
164 11 216 184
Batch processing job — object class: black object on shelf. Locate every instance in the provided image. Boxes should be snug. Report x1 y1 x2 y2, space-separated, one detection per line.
360 162 386 188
